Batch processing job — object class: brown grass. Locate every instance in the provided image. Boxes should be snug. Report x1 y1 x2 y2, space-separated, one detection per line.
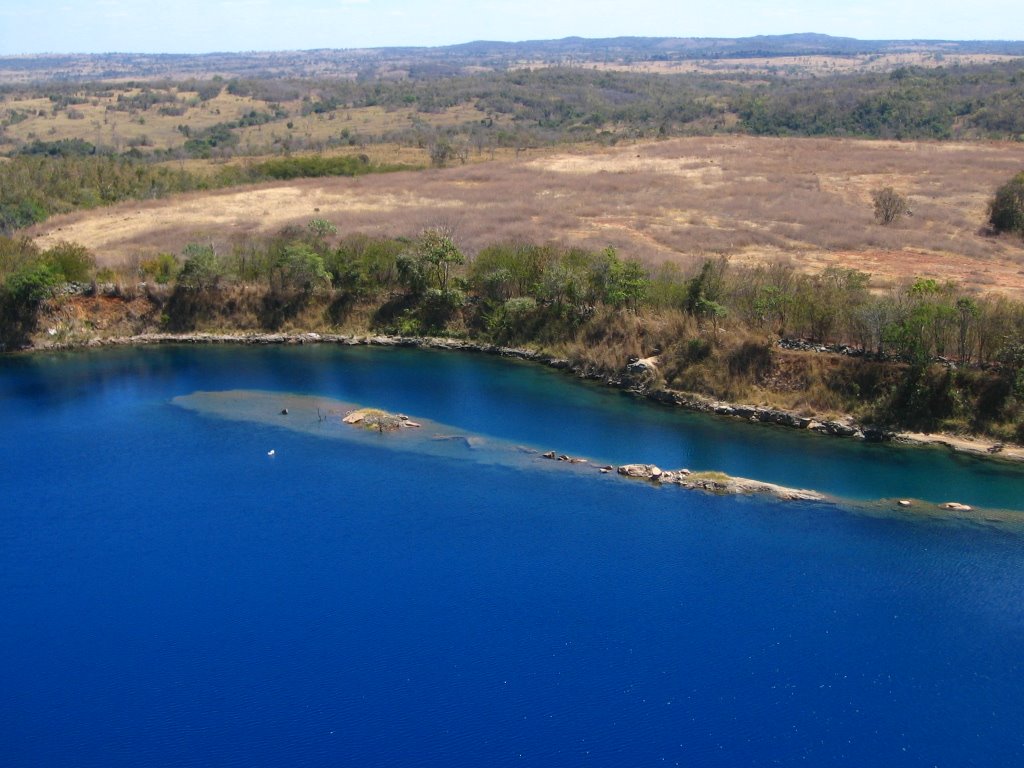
28 135 1024 298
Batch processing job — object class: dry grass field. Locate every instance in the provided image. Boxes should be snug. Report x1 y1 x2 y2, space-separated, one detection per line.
30 136 1024 297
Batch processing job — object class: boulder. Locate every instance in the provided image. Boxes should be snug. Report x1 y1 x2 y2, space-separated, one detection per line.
656 469 691 484
941 502 973 512
626 356 659 374
617 464 663 480
820 421 860 438
862 427 893 442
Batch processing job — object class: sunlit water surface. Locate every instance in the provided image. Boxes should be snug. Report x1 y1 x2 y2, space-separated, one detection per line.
1 345 1022 767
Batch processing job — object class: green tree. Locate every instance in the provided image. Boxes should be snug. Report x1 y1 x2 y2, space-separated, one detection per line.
275 243 331 294
396 252 428 296
470 242 554 298
592 247 648 312
411 229 464 292
176 243 223 291
955 296 980 365
752 285 791 333
884 278 956 362
306 218 337 252
684 258 728 325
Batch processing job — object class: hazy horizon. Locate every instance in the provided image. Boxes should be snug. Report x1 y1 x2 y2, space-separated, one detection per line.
1 0 1022 56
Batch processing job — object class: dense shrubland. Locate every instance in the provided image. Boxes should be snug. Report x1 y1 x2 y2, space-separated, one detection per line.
3 224 1023 441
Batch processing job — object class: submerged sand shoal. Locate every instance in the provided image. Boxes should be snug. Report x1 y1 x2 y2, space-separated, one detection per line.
172 389 1024 530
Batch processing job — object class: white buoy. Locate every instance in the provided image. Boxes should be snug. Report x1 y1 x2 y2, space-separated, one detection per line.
267 449 276 456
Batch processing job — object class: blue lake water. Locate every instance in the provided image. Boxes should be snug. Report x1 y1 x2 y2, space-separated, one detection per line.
1 344 1023 767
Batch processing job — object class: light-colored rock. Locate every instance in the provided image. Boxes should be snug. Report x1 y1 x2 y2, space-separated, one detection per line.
617 464 663 479
941 502 973 512
626 356 660 374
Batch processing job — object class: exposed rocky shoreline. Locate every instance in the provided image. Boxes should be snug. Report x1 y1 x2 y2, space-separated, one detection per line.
25 329 1024 465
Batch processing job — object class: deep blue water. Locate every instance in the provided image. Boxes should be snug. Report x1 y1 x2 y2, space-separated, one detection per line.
2 345 1023 767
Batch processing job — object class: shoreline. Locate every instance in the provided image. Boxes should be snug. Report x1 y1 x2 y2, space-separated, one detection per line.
17 329 1024 466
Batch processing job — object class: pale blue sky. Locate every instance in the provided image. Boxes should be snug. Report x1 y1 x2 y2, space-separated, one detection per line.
0 0 1021 55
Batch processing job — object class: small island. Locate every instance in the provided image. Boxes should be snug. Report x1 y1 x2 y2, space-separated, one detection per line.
342 408 422 432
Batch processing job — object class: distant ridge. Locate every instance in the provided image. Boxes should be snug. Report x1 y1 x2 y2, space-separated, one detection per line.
2 33 1023 82
445 33 1024 58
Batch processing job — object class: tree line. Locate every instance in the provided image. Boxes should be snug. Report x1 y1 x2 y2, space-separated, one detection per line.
4 222 1023 439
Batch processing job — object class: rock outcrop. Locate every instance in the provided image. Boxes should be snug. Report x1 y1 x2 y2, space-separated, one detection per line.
614 464 824 502
342 408 421 432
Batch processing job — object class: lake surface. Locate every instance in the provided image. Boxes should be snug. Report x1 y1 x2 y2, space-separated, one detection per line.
2 344 1023 767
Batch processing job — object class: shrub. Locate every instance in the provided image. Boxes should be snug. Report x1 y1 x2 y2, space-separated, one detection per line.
252 154 373 180
988 172 1024 236
0 199 47 234
872 187 910 225
4 262 60 305
141 253 181 284
727 340 773 379
487 296 540 342
683 337 713 364
0 236 41 281
419 287 465 332
42 241 95 282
